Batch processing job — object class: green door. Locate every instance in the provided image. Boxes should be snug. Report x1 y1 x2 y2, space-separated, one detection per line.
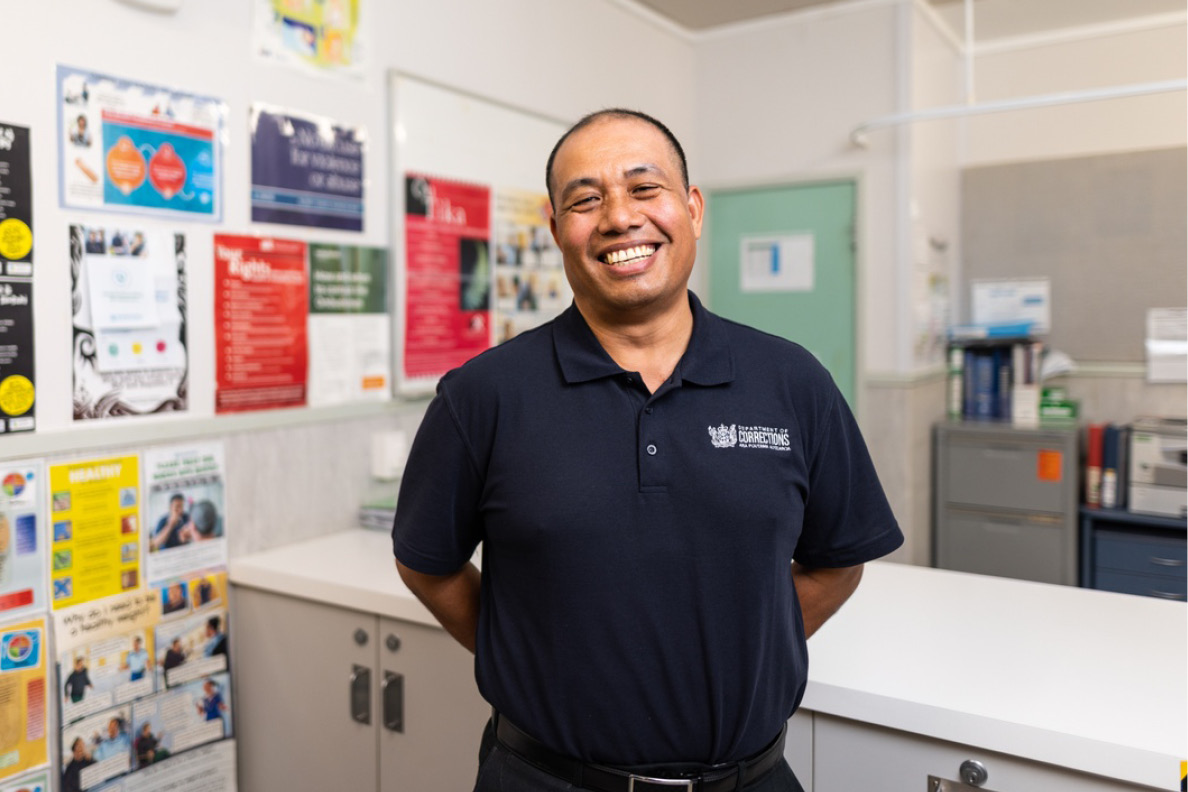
706 180 857 405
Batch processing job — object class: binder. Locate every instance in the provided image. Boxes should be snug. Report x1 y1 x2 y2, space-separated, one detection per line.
1086 423 1104 507
1101 424 1120 509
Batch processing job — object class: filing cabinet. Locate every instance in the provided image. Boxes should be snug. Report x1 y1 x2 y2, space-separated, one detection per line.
933 421 1080 585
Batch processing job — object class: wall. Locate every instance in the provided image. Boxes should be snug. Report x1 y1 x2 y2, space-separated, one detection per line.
0 0 697 557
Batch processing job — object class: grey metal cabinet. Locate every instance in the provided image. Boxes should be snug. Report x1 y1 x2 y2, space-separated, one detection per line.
1080 507 1187 600
933 421 1080 585
232 585 489 792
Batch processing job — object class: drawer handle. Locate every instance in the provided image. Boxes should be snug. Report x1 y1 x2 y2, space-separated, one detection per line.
382 671 404 732
1149 590 1186 600
1150 557 1185 567
349 665 371 725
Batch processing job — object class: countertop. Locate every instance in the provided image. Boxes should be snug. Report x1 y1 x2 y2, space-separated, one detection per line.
230 528 1185 789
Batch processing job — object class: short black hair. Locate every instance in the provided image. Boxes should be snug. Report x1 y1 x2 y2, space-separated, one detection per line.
169 493 184 505
545 108 689 208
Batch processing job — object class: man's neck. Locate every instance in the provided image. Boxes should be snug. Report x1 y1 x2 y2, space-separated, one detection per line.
577 293 694 393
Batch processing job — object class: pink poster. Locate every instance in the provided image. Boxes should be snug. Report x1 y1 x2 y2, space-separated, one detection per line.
214 234 308 412
403 174 491 381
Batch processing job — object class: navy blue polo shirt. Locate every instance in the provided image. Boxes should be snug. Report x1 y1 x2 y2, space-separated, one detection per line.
393 291 901 766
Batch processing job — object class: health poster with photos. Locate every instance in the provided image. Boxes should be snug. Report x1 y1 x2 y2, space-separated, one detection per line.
250 105 365 231
1 460 46 621
0 617 49 782
1 769 49 792
254 0 363 78
214 235 308 412
0 122 35 434
48 456 141 610
493 188 569 344
54 576 234 792
70 225 188 421
403 173 491 383
143 444 226 587
308 243 389 405
57 66 224 221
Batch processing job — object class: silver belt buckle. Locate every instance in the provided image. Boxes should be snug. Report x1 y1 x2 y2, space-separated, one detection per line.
626 776 694 791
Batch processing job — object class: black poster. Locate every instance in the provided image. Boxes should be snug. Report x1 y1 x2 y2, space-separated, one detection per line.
0 122 33 277
0 279 35 432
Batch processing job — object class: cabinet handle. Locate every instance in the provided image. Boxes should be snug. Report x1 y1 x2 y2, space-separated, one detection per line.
1149 590 1186 600
349 665 371 725
382 671 404 732
1150 557 1185 567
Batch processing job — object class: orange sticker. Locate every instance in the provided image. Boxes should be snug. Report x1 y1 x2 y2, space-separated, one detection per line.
1037 450 1062 482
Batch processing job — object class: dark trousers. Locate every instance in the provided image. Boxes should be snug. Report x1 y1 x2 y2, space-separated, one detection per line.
473 720 805 792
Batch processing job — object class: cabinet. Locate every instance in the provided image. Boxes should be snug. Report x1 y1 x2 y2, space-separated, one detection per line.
1080 507 1187 601
933 421 1079 585
811 714 1155 792
232 585 490 792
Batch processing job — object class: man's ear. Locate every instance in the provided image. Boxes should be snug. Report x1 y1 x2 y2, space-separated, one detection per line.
687 185 705 239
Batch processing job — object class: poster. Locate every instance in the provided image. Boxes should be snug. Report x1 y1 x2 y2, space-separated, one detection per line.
308 244 389 405
48 456 141 610
214 235 308 413
0 122 35 435
57 67 224 221
250 105 364 231
492 188 569 344
1 769 49 792
54 580 234 792
403 173 491 382
0 460 46 620
70 225 188 420
0 617 48 781
254 0 363 77
143 444 227 587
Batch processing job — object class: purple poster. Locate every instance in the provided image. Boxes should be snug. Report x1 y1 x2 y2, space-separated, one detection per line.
250 104 364 231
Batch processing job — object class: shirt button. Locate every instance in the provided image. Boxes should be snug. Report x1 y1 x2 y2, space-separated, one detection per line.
645 407 653 415
646 444 657 455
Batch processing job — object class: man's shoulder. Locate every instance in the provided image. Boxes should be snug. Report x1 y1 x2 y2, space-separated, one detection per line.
438 320 558 395
713 314 832 382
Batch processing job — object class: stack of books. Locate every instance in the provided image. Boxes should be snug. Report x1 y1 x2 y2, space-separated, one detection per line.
946 323 1042 423
1085 423 1130 509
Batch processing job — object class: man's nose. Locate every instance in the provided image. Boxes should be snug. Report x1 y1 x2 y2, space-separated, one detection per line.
598 192 642 234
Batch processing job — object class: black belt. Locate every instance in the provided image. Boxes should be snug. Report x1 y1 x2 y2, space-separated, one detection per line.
494 713 786 792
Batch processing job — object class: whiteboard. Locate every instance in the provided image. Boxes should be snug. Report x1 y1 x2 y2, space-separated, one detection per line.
388 73 569 396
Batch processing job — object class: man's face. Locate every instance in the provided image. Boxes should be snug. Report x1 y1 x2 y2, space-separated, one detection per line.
169 498 184 517
549 116 703 322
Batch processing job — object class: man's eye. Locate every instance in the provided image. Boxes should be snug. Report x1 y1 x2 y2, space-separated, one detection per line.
569 196 598 210
634 184 660 196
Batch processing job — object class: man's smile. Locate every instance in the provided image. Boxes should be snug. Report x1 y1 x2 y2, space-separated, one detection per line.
600 244 658 267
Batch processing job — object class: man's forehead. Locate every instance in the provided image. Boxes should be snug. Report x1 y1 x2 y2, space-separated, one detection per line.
555 115 680 174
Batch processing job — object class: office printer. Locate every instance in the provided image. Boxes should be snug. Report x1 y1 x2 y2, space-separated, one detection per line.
1129 417 1187 518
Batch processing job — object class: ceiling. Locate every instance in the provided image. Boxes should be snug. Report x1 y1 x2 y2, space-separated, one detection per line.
633 0 1187 39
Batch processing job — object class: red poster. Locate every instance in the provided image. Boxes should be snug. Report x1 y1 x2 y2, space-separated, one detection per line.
403 174 492 381
214 234 308 412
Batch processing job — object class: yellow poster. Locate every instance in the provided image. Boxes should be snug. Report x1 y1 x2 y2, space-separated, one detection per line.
0 617 49 781
49 456 141 610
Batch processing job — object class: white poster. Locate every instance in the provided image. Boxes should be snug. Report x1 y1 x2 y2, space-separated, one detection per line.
971 277 1050 334
492 188 569 344
143 444 226 587
0 459 46 621
740 233 814 293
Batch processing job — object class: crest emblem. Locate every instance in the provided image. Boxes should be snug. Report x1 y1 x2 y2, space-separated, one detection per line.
708 423 737 449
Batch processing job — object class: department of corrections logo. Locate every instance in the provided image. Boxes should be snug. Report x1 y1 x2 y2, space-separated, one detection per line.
708 423 737 448
708 422 791 452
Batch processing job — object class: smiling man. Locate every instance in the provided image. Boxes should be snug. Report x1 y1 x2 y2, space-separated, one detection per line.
393 109 902 792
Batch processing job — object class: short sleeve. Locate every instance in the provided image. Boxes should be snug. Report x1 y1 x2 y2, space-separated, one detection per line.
793 389 903 568
392 384 485 575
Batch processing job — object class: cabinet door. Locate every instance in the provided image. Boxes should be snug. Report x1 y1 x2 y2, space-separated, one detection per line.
377 616 490 791
234 586 379 792
813 714 1152 792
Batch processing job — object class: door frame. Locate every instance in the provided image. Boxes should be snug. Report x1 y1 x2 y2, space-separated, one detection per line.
697 170 868 418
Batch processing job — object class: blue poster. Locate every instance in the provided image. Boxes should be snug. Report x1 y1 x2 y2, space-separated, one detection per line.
250 104 364 231
57 66 224 221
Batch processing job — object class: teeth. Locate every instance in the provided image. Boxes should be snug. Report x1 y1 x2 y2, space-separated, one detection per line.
605 245 655 265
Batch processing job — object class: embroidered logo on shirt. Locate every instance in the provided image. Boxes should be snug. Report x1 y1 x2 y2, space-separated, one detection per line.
708 423 737 448
708 423 791 452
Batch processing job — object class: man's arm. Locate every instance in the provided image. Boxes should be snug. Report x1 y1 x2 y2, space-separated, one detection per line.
790 562 864 638
395 559 481 654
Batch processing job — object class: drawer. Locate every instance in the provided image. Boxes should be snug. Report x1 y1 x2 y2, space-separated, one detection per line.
942 439 1070 513
1094 569 1187 601
936 508 1071 585
1095 529 1187 579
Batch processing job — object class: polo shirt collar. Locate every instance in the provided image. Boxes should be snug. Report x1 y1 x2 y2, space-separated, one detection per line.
552 291 735 387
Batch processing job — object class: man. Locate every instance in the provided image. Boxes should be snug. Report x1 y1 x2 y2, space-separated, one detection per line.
124 636 149 682
162 638 186 674
393 109 902 792
152 494 188 552
63 656 93 703
203 615 227 658
93 717 131 761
